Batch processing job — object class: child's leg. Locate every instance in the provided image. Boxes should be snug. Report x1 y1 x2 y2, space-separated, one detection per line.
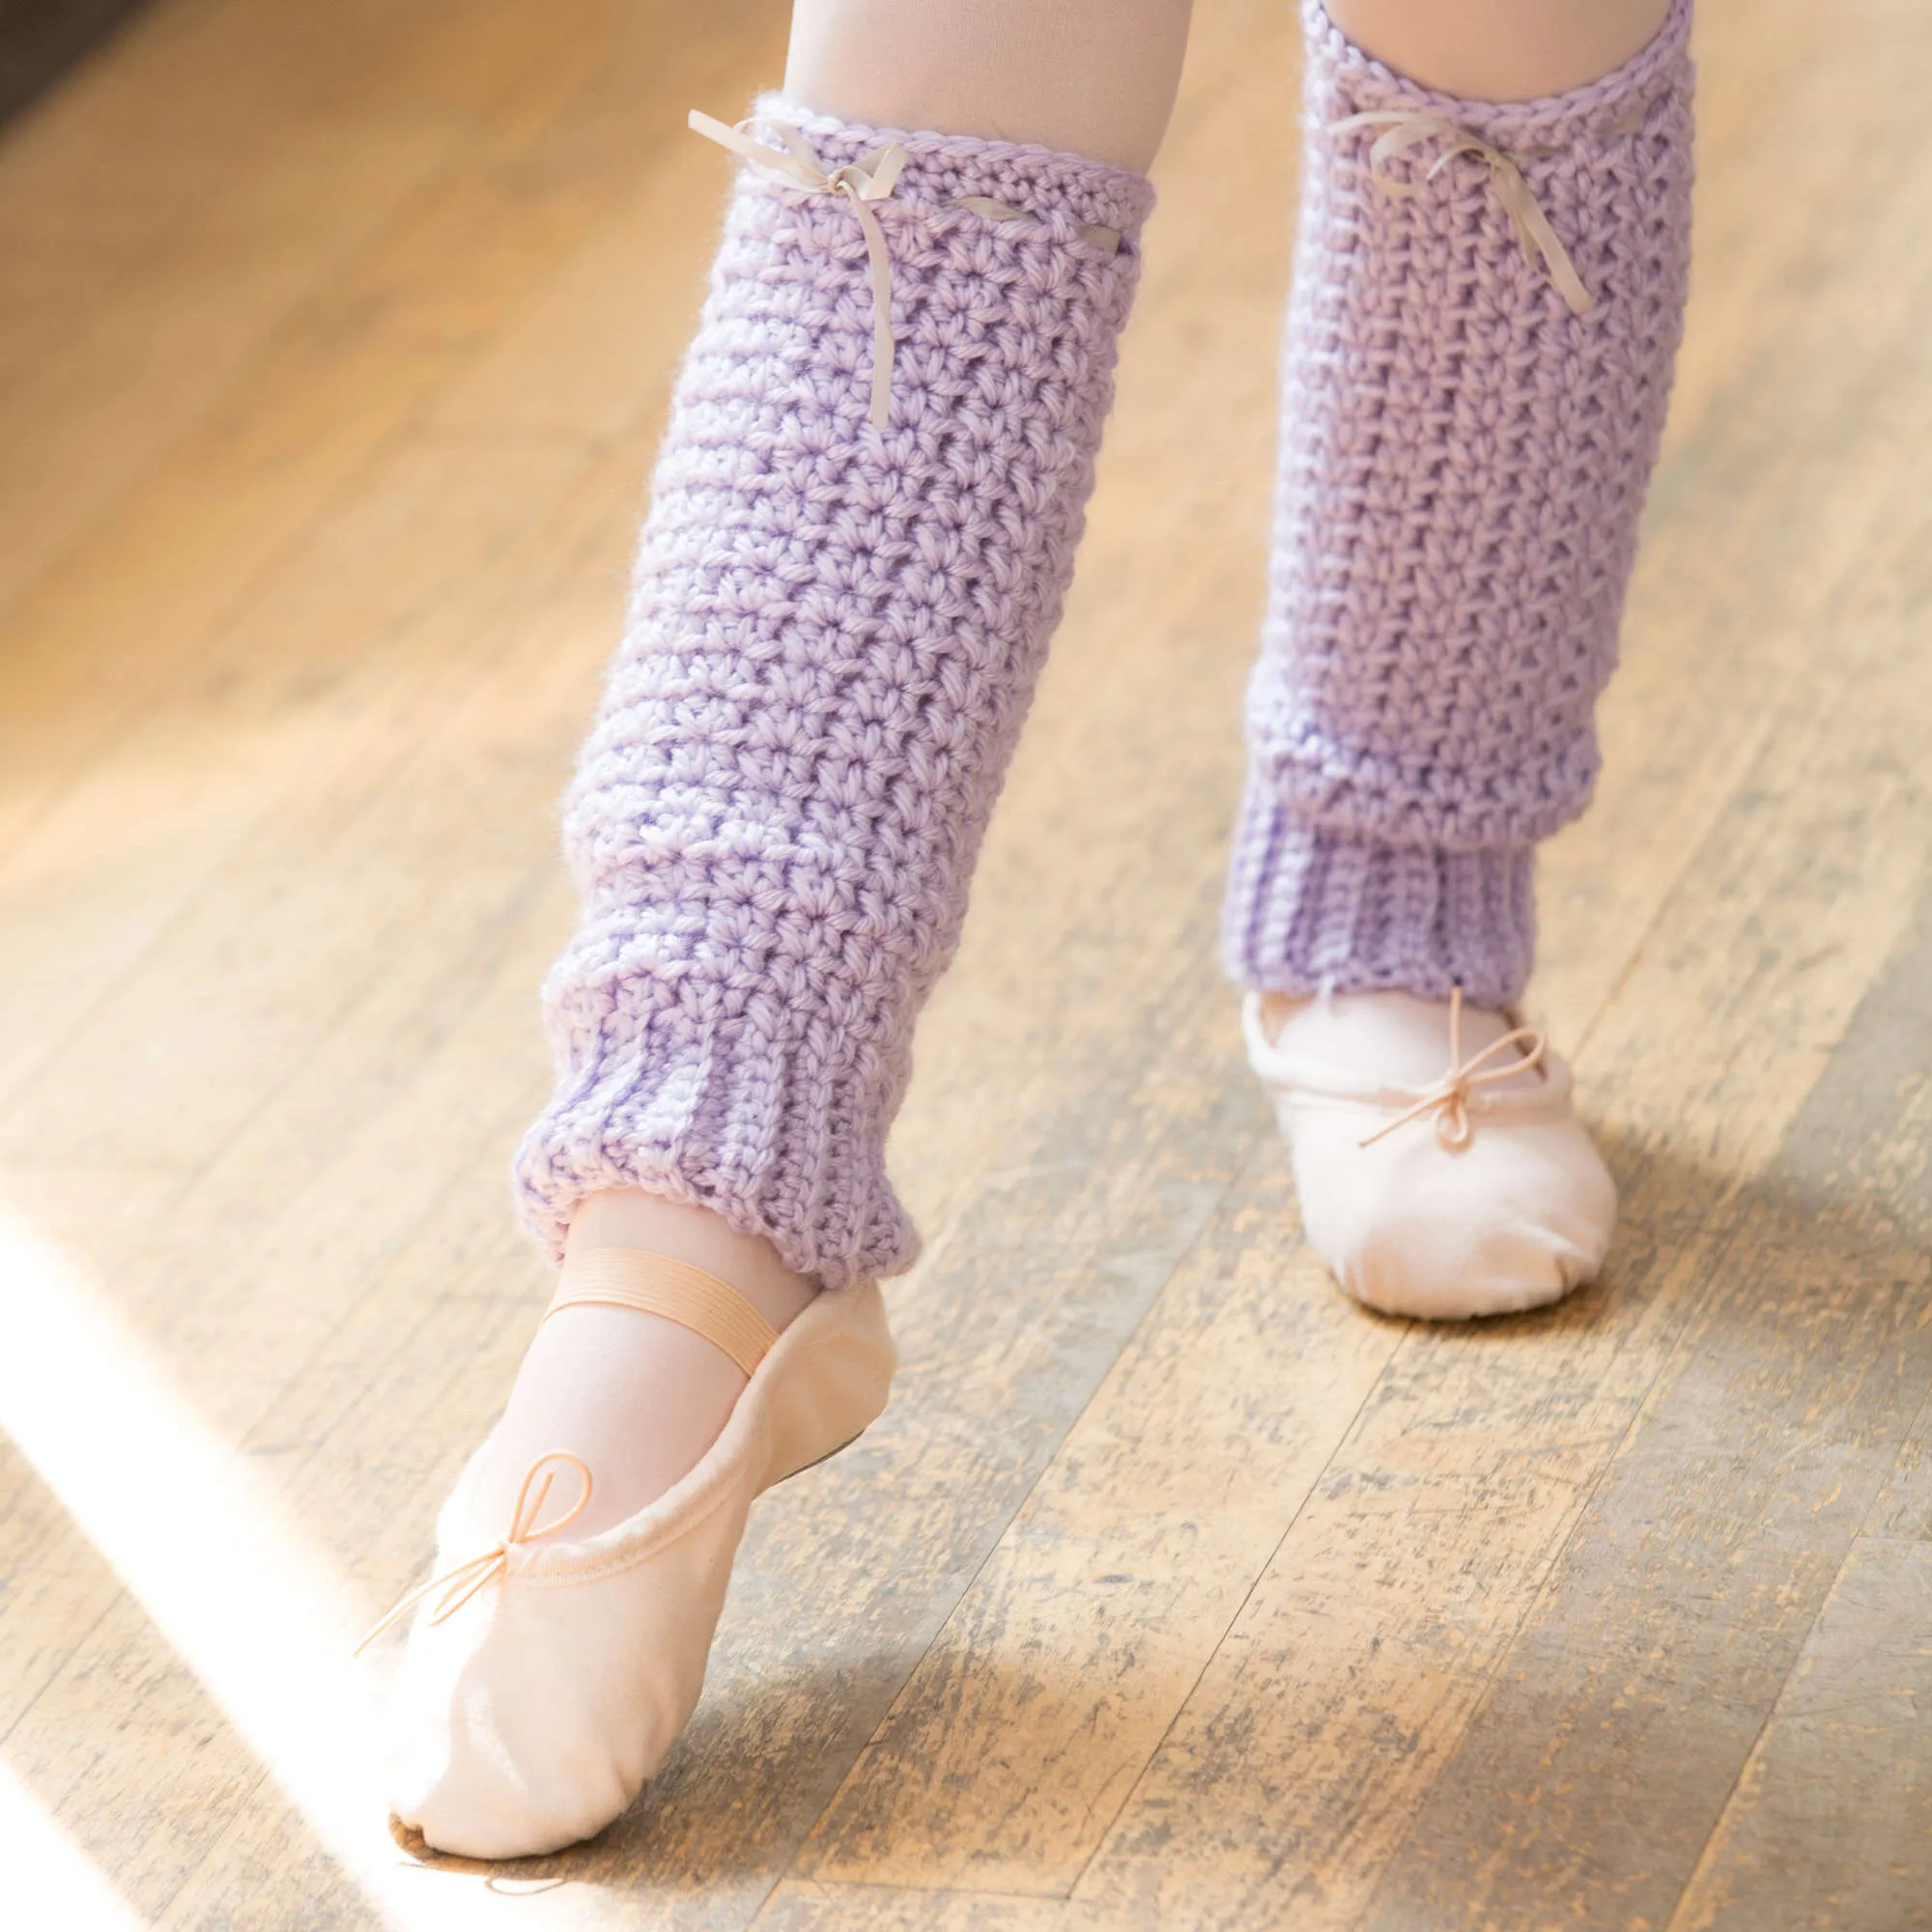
387 0 1188 1859
1229 0 1693 1318
1326 0 1672 99
784 0 1193 172
469 0 1189 1551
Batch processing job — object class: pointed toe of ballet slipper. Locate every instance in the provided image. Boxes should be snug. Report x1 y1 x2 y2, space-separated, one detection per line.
387 1616 643 1860
384 1483 741 1859
1244 993 1616 1321
375 1276 895 1861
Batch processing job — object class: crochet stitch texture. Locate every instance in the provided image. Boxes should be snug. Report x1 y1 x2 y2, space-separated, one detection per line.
1224 0 1694 1007
514 100 1153 1286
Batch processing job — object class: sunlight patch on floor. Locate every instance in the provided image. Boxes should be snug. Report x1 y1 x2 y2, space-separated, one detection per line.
0 1201 632 1930
0 1754 150 1930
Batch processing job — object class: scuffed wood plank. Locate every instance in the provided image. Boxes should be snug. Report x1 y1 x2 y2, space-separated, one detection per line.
1352 873 1932 1932
798 1159 1401 1895
0 434 608 1151
1867 1396 1932 1545
1668 1535 1932 1932
0 0 622 622
0 0 767 864
758 1880 1070 1932
1357 1205 1932 1932
1533 0 1932 1046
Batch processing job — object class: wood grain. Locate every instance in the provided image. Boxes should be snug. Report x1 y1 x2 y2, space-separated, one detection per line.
2 0 1927 1926
1670 1536 1932 1932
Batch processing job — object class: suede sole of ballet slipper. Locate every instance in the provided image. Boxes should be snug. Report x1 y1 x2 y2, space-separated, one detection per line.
382 1276 895 1861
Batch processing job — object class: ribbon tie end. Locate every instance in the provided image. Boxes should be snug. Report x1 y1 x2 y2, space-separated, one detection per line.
1331 109 1596 316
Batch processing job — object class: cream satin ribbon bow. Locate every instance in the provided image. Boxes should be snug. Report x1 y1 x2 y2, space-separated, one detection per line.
1331 110 1597 316
690 110 907 430
1356 985 1549 1151
690 111 1123 432
355 1451 592 1653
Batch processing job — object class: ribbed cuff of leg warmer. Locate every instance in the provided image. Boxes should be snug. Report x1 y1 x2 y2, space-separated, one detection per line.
1222 791 1536 1009
512 971 920 1290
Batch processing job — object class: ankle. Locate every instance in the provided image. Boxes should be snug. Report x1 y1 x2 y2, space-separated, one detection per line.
1258 990 1306 1042
563 1190 817 1332
466 1199 812 1541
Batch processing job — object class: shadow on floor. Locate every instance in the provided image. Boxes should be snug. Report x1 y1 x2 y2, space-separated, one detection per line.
0 0 150 128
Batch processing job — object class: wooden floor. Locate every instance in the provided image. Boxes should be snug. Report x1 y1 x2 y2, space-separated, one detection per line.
3 1 1929 1926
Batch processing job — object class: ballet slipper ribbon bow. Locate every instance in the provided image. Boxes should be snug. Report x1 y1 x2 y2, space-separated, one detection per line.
690 109 907 430
354 1451 592 1654
1330 110 1597 315
1357 986 1549 1151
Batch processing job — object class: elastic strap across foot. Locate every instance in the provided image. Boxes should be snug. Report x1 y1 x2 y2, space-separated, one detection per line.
545 1248 780 1378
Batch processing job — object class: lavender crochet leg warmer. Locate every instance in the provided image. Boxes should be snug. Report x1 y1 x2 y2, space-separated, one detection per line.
513 101 1153 1286
1224 0 1694 1008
